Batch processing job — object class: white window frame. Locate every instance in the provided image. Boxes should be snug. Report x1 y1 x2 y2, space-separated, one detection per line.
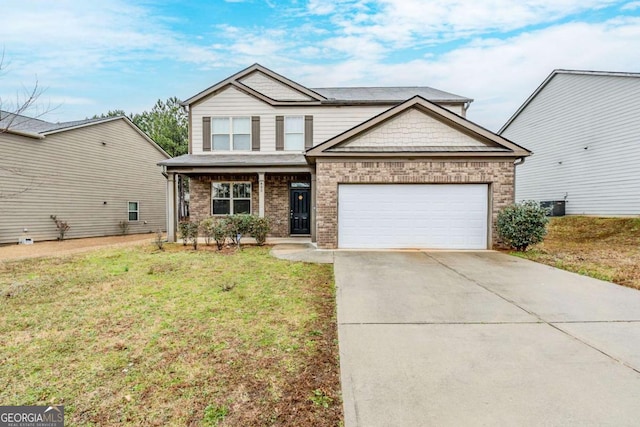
284 116 305 151
211 116 251 151
211 182 252 215
128 201 139 222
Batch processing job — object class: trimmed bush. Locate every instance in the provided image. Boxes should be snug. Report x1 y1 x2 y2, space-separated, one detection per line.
177 221 190 246
200 216 228 250
222 214 253 245
199 217 215 246
178 220 200 249
216 215 272 248
250 216 270 246
212 220 227 250
497 200 549 251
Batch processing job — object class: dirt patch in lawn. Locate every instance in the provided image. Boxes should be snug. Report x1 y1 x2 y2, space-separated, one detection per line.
0 244 342 426
0 233 157 261
515 216 640 289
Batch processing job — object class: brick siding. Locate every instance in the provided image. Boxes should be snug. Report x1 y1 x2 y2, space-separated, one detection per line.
188 174 259 223
188 173 310 238
315 159 515 249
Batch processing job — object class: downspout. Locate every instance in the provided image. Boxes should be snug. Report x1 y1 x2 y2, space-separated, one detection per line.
513 157 526 203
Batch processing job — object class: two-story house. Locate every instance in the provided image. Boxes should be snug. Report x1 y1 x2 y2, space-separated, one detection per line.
160 64 530 249
1 113 169 244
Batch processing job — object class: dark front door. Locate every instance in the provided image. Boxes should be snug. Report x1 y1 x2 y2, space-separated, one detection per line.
290 188 310 234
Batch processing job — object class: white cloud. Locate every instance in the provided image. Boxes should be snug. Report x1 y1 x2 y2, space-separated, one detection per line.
2 0 637 129
0 1 221 82
621 1 640 9
294 16 640 130
309 0 623 50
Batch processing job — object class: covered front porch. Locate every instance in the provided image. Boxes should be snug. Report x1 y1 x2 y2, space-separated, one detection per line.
160 154 316 243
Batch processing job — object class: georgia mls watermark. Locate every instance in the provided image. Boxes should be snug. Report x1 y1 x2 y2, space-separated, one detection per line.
0 406 64 427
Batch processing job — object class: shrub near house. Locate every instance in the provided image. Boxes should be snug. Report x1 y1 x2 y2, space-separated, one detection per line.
497 201 549 251
179 215 271 249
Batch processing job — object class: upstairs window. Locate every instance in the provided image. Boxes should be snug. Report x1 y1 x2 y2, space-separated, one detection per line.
284 116 304 151
212 117 251 151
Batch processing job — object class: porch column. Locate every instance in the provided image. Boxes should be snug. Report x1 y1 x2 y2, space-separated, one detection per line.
258 172 265 218
310 171 316 243
166 172 177 242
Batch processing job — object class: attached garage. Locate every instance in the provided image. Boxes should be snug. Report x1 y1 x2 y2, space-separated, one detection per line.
338 184 488 249
306 96 532 249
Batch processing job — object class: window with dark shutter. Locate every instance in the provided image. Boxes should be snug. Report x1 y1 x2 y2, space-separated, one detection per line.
304 115 313 149
202 117 211 151
251 116 260 151
275 116 284 151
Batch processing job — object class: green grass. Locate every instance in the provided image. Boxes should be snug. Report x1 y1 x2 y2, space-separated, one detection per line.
515 216 640 289
0 244 341 426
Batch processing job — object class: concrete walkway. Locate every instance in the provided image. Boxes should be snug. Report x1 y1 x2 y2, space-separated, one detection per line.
270 243 335 264
335 251 640 426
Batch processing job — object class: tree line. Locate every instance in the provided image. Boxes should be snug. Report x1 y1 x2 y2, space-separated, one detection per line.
93 97 188 158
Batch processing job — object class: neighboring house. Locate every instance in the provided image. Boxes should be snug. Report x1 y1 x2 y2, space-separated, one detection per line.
500 69 640 216
160 64 530 249
0 113 169 244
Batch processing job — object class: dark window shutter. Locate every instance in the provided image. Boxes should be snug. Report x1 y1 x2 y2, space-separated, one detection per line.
304 115 313 150
251 116 260 151
202 117 211 151
275 116 284 151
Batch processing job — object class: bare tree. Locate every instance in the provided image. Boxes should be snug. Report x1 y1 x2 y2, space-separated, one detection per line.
0 49 53 131
0 49 56 200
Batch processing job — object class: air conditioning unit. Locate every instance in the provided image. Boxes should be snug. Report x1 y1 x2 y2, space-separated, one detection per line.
540 201 565 217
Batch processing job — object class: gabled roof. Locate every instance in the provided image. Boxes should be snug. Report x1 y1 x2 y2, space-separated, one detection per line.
1 110 120 136
182 63 472 107
1 110 56 135
181 63 327 106
0 111 169 158
499 69 640 134
306 96 530 159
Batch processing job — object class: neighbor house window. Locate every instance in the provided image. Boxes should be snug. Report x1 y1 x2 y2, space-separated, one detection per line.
212 117 251 151
212 182 251 215
284 116 304 151
128 201 139 221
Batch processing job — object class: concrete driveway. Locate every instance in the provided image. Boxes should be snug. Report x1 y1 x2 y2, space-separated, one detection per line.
335 251 640 426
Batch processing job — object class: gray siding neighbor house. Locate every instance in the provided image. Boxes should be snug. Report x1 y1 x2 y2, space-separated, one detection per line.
161 64 530 250
500 70 640 216
0 113 169 244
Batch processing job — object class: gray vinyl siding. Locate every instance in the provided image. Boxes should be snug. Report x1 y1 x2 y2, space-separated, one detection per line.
502 73 640 216
0 119 168 244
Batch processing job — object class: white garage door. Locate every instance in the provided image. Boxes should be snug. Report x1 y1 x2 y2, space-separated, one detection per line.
338 184 488 249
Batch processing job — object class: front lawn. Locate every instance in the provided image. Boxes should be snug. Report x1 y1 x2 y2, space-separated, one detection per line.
514 216 640 290
0 245 341 426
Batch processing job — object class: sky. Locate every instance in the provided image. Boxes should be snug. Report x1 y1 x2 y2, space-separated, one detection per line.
1 0 639 131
